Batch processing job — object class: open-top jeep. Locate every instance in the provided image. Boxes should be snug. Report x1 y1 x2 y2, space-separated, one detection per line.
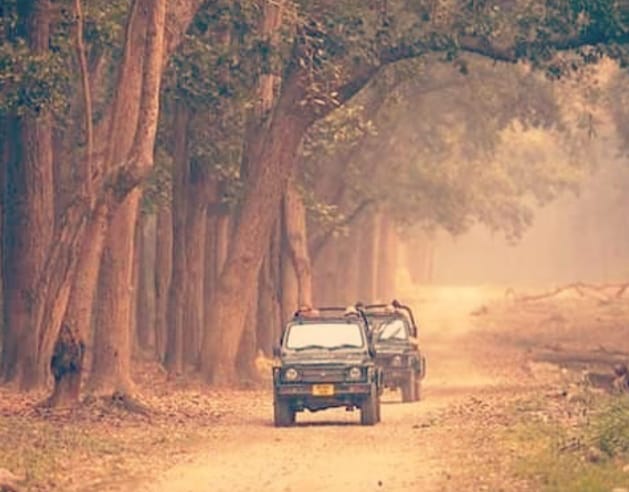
272 306 383 427
360 300 426 402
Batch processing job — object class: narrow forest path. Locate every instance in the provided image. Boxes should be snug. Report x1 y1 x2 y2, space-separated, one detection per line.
133 286 537 492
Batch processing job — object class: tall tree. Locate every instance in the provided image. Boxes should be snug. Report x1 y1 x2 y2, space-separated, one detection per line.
1 0 55 389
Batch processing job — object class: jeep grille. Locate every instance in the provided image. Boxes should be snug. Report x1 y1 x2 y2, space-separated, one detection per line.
299 366 347 383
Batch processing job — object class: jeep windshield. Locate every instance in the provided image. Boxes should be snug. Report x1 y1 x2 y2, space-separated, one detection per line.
284 322 366 351
374 318 409 342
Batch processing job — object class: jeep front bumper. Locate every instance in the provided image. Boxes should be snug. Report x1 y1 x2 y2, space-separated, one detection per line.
276 382 372 397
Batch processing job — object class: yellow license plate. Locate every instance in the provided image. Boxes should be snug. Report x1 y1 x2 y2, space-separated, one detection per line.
312 384 335 396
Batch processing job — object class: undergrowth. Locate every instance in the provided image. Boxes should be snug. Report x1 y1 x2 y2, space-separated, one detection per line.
510 395 629 492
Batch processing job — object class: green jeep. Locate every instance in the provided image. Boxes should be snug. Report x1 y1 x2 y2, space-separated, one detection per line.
272 307 383 427
360 300 426 402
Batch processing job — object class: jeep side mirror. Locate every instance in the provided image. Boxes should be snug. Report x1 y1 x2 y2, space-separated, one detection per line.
272 346 281 357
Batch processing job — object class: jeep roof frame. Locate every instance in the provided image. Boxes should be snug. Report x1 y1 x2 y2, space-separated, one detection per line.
292 306 371 330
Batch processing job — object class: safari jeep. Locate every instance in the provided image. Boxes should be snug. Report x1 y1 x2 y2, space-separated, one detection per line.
272 307 383 427
360 300 426 402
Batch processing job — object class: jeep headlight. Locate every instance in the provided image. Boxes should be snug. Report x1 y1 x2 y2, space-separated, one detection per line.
347 367 362 380
391 355 402 367
284 367 299 381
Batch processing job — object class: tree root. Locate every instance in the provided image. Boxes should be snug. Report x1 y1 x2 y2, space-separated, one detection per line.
0 468 25 492
80 391 153 418
106 391 153 417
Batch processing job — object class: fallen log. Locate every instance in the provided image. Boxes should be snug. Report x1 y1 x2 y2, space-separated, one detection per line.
507 281 629 303
531 347 629 368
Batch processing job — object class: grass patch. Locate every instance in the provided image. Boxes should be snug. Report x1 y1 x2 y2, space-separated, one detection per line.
508 395 629 492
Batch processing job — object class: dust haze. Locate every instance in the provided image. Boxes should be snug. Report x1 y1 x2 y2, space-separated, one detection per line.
423 151 629 286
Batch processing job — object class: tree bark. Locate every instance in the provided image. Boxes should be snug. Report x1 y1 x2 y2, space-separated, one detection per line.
283 180 313 308
336 230 361 306
280 246 299 326
201 210 230 366
376 214 397 301
236 277 261 384
136 213 157 353
48 203 108 404
1 0 55 389
256 221 282 356
357 214 381 303
88 191 141 394
182 172 212 367
129 212 141 353
164 101 189 375
312 239 340 306
154 205 172 362
201 70 311 385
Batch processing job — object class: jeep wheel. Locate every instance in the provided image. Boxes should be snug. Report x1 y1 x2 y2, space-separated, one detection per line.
401 372 416 403
273 397 295 427
376 394 382 422
414 378 422 401
360 386 379 425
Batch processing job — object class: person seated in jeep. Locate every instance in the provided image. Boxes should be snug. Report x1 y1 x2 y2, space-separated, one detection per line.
374 317 410 341
293 305 320 318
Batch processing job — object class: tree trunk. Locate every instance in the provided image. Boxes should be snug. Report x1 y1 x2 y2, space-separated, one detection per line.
154 205 172 362
136 213 157 353
236 276 261 384
201 71 311 385
256 222 282 356
43 0 149 404
204 215 218 318
130 213 141 354
88 191 141 394
312 239 339 306
200 211 230 368
182 174 212 368
283 180 313 308
337 231 361 306
1 0 55 389
357 214 381 303
280 248 299 325
376 214 397 301
87 0 167 395
48 204 109 405
164 102 189 375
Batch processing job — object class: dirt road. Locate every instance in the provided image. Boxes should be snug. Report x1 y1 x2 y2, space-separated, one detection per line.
136 287 533 492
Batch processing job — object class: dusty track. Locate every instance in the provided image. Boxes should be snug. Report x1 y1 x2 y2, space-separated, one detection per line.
134 286 537 492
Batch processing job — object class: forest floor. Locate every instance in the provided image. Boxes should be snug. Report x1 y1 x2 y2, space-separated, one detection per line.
1 284 629 492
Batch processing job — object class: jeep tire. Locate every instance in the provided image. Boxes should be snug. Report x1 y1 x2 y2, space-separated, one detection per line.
273 396 295 427
360 386 379 425
401 371 416 403
414 377 422 401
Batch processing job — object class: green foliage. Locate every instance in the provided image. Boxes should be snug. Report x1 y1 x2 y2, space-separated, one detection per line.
591 396 629 456
511 396 629 492
301 55 593 242
607 70 629 154
0 0 128 121
0 41 68 116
